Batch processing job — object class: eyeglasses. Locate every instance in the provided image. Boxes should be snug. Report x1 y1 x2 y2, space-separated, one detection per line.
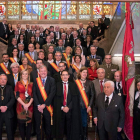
55 55 62 57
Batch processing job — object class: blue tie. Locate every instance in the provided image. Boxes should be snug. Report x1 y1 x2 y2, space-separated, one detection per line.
42 79 45 86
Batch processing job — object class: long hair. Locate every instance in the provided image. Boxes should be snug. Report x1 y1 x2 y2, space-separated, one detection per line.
20 69 30 83
89 58 99 69
77 67 89 79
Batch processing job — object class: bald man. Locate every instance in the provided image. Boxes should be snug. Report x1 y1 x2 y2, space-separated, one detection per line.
0 18 8 40
93 81 124 140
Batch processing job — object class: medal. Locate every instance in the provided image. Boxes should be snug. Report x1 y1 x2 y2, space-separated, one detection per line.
68 39 69 42
1 96 4 100
25 91 29 97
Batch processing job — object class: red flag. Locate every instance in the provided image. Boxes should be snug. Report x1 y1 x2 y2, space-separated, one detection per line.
122 2 135 140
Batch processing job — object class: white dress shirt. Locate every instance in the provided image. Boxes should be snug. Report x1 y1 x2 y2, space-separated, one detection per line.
135 91 140 100
105 93 113 105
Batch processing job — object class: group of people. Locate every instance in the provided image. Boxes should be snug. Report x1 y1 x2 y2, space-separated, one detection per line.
0 15 138 140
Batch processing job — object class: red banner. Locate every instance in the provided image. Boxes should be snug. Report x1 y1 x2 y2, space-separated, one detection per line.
122 3 135 140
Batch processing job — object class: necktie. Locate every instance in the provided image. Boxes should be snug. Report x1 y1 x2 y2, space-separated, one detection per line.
63 83 67 106
14 74 18 85
20 51 22 60
5 63 7 68
42 79 45 86
100 81 103 93
105 97 109 109
118 82 121 89
31 52 34 59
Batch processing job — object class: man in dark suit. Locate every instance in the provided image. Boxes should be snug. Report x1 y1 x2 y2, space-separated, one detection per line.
33 65 56 140
66 28 73 43
25 24 31 37
71 31 78 48
80 29 87 46
93 39 105 61
35 30 44 49
53 70 81 140
102 14 110 28
77 23 85 37
55 26 61 40
50 32 57 45
7 62 20 135
85 45 102 67
53 62 73 83
61 33 71 48
54 39 65 53
0 18 8 40
90 21 98 40
27 25 36 42
93 81 124 140
0 74 15 140
8 29 19 46
0 53 12 75
39 26 45 39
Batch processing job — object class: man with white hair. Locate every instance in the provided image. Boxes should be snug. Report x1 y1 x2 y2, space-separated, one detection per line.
92 68 109 98
55 26 61 40
77 23 84 37
39 26 45 39
93 81 124 140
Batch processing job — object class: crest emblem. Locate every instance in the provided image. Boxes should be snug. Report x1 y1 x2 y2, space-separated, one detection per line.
93 5 101 15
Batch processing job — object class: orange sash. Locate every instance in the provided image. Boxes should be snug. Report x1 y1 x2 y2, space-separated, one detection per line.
36 77 53 121
9 57 16 63
50 63 59 72
0 63 10 74
25 53 36 64
71 64 79 72
75 79 92 117
19 65 24 71
63 53 70 68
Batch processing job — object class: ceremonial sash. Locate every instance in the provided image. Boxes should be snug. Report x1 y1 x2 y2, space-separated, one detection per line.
25 53 36 64
50 63 59 72
0 63 10 74
63 53 70 68
9 57 16 63
19 65 24 71
71 64 79 73
36 77 53 124
75 79 92 121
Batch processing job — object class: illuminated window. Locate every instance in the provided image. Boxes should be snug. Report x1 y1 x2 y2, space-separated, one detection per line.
0 2 6 20
67 4 77 20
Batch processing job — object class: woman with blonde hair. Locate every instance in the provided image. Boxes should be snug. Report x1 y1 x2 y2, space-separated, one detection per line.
75 67 95 140
14 69 33 140
88 58 99 81
19 57 32 74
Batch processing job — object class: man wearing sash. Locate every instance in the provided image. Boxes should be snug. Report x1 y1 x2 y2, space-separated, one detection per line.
53 70 81 140
26 44 38 66
0 74 15 140
0 53 11 75
33 65 56 140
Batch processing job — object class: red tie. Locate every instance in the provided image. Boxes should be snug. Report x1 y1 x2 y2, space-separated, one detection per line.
100 81 103 93
63 83 67 106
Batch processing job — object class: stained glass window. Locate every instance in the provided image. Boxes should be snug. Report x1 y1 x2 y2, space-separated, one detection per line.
67 4 77 20
44 2 54 20
0 2 6 19
79 4 91 20
55 4 66 20
93 5 102 19
103 5 113 18
8 1 19 4
8 4 19 19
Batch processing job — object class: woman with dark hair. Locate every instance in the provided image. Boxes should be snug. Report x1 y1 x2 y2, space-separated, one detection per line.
9 48 20 63
75 67 95 140
84 35 93 53
87 26 92 36
47 52 54 63
15 69 33 140
7 23 14 38
98 18 106 37
133 80 140 140
88 58 99 81
69 55 83 80
35 42 41 53
18 34 28 51
60 28 65 34
28 35 36 46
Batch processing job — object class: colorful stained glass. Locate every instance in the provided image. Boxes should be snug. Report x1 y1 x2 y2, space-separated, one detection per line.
44 2 54 20
44 1 54 4
67 1 76 4
55 4 66 20
79 4 91 20
0 4 6 19
8 5 19 19
103 5 112 15
0 2 5 4
93 5 102 15
79 1 91 4
103 2 112 4
67 4 77 20
93 2 102 4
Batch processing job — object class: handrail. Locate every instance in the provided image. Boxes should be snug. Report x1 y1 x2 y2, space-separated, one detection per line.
0 37 8 44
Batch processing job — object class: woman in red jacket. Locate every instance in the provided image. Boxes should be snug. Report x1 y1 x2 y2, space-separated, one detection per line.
88 58 99 81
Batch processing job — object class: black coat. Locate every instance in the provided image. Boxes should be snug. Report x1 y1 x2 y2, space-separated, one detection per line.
0 85 15 118
0 22 8 39
96 47 105 61
93 92 124 131
53 82 82 139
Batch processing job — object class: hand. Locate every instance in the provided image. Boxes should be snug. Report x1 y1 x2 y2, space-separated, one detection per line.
5 34 7 38
23 104 29 111
1 106 7 113
99 30 101 33
38 104 45 113
63 107 69 113
117 127 122 132
94 118 98 126
107 26 109 28
87 107 91 113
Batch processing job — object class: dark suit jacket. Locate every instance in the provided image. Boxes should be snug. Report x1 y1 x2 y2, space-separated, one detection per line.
104 17 110 27
33 76 56 109
96 47 105 61
93 93 125 131
0 62 12 75
7 73 20 90
36 37 44 49
0 22 8 39
91 26 98 40
0 85 15 118
8 35 19 46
